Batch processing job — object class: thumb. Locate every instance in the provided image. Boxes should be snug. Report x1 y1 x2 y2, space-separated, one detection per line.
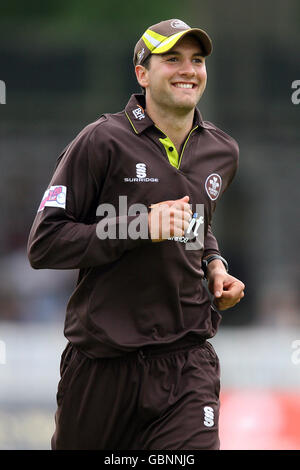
213 277 223 298
150 195 190 209
170 195 190 207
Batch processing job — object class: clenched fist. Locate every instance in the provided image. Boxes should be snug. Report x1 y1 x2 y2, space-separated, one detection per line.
148 195 192 242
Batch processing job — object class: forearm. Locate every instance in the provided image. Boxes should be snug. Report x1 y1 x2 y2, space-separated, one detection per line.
202 224 221 258
28 213 150 270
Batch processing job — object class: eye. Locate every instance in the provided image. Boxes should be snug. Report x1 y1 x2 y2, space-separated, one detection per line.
167 57 178 62
193 58 204 63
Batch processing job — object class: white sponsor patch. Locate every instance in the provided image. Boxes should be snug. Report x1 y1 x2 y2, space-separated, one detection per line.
132 106 145 120
38 185 67 212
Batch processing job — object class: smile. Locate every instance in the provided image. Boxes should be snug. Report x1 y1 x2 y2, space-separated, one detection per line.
172 83 196 89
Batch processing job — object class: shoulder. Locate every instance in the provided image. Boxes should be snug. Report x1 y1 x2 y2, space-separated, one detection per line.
200 121 240 191
54 116 112 169
202 120 239 160
62 112 129 157
84 111 130 142
74 114 110 143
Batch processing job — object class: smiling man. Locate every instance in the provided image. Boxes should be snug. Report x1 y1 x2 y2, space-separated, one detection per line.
136 35 207 166
28 19 245 450
137 36 207 110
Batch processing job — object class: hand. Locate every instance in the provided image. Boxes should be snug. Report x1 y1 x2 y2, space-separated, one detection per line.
207 263 245 311
148 195 192 242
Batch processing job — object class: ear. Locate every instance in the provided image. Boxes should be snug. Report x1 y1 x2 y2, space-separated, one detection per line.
135 65 149 89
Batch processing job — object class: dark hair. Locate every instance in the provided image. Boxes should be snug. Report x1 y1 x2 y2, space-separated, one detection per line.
139 55 152 95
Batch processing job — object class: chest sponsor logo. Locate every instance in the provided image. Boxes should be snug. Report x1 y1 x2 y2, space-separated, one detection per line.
205 173 222 201
132 106 145 120
38 185 67 212
124 163 159 183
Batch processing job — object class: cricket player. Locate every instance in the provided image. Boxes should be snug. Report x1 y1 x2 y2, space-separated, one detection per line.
28 19 245 450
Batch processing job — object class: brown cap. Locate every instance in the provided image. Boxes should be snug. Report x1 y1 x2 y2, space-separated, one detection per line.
133 19 212 66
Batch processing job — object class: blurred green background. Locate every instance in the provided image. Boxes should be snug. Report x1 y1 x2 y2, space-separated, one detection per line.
0 0 299 449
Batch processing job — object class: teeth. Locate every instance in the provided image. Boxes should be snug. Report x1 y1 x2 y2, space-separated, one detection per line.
174 83 194 88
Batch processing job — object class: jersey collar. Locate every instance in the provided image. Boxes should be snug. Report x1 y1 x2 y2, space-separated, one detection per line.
125 94 215 134
125 94 154 134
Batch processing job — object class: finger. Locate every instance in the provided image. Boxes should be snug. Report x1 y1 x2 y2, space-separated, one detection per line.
149 200 175 209
169 207 192 224
215 298 241 311
151 201 174 210
214 294 240 309
171 201 191 213
172 207 193 227
174 221 190 234
216 292 244 311
179 195 189 203
222 282 244 299
158 209 187 237
214 281 245 310
223 280 245 291
180 207 193 221
149 195 190 209
218 291 243 303
173 215 190 234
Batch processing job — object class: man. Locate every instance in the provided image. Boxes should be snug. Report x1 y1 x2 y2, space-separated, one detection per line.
28 19 245 450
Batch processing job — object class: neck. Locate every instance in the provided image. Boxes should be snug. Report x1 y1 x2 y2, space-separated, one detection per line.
145 97 195 152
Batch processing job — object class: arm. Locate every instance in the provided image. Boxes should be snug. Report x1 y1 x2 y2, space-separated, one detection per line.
201 136 243 309
203 227 245 310
203 224 221 258
27 124 150 270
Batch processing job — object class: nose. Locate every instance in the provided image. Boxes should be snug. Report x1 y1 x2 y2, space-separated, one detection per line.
178 59 196 77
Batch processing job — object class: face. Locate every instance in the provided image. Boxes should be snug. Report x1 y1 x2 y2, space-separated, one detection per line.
136 35 207 113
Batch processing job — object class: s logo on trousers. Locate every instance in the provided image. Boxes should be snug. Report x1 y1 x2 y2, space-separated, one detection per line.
203 406 214 427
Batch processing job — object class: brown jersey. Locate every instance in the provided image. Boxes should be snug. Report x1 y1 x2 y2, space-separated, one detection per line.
27 94 239 358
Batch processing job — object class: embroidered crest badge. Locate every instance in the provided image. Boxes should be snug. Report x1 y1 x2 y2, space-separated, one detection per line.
205 173 222 201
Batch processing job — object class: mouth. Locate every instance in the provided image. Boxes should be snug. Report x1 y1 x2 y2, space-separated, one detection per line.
171 82 197 90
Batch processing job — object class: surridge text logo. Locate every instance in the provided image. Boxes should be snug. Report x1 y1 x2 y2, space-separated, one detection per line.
124 163 159 183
